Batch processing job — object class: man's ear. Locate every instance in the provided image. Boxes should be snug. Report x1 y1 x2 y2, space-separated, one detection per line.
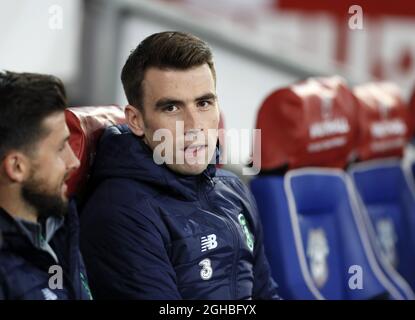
125 105 145 137
2 151 31 183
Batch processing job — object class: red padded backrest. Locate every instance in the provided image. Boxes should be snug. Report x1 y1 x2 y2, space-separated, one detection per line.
353 82 411 161
65 105 126 197
254 76 358 171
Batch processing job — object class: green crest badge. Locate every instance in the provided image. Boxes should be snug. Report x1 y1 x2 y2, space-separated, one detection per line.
238 213 254 252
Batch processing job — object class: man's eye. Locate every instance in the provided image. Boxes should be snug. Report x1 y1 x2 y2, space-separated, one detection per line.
163 105 178 112
198 100 211 108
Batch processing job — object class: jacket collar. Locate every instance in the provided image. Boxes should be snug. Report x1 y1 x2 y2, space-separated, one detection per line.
0 206 64 255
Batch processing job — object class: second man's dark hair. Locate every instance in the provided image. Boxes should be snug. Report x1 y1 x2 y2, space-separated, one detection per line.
0 71 67 159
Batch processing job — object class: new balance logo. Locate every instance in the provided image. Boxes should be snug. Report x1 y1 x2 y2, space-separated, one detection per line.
201 234 218 252
41 288 58 300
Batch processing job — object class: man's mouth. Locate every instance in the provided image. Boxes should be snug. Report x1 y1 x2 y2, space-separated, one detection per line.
184 144 207 157
184 143 207 151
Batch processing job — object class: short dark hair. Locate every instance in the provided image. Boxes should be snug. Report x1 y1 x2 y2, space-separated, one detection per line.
121 31 216 110
0 71 67 159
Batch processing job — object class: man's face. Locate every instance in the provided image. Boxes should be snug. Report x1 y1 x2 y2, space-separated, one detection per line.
140 64 220 175
21 112 80 219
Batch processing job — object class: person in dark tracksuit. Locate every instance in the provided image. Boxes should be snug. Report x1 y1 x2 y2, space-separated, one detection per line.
80 31 280 300
0 71 92 300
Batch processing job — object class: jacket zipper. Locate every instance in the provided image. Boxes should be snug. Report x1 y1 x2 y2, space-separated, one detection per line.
198 173 240 299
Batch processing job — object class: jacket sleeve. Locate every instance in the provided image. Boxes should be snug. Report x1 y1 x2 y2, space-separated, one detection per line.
80 194 182 300
239 180 281 300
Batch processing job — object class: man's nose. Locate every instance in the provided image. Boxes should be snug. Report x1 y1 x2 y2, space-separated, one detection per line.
67 144 80 173
183 107 202 132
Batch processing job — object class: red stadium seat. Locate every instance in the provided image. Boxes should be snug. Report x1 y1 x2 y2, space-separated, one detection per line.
65 105 126 198
353 82 411 161
254 76 358 171
348 82 415 297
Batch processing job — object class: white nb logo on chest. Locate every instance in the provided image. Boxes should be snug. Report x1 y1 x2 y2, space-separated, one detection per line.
200 234 218 252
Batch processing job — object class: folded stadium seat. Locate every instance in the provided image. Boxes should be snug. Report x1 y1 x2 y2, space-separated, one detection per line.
250 76 408 299
64 105 126 199
349 82 415 297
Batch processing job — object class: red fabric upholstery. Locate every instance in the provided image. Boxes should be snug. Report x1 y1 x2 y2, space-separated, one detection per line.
65 105 126 197
353 82 411 161
254 76 358 171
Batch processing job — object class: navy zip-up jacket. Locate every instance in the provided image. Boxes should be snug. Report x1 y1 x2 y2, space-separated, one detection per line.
0 202 92 300
80 124 279 300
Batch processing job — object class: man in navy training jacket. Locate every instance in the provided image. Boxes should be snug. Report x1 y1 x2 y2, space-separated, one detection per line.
80 31 280 300
0 71 92 300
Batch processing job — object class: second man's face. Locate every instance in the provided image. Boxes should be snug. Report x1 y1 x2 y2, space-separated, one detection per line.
22 112 80 218
139 64 220 175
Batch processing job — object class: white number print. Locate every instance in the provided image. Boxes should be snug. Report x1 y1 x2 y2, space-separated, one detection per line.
199 258 213 280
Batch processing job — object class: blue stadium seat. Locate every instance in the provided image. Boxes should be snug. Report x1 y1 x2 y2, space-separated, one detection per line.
251 168 407 299
251 77 413 299
349 159 415 297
